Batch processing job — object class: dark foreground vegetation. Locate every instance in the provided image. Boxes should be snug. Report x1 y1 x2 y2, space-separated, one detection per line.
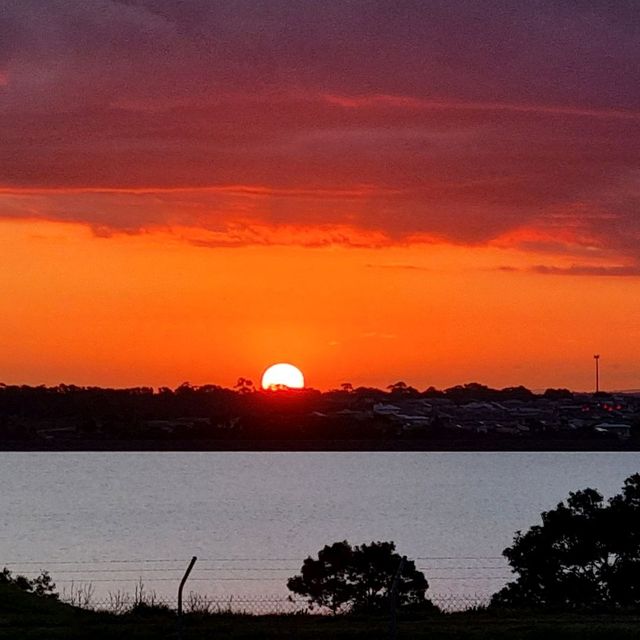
1 381 639 450
3 582 640 640
289 474 640 613
6 475 640 638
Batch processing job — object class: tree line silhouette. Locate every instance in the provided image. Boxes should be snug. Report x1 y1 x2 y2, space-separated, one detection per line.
0 381 580 444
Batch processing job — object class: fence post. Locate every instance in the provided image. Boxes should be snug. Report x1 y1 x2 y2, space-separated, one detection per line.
177 556 197 640
388 555 406 640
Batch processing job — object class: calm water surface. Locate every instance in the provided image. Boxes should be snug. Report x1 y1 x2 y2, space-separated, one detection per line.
2 452 639 599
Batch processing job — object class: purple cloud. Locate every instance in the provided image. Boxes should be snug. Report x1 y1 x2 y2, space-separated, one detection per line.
0 1 639 267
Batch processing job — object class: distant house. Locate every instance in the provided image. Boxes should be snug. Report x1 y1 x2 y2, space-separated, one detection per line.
594 423 632 439
372 403 403 416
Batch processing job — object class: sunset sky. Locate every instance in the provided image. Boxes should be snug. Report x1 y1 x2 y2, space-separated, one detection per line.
1 1 639 391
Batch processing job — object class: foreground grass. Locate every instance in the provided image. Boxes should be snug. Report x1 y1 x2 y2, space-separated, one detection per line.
2 586 640 639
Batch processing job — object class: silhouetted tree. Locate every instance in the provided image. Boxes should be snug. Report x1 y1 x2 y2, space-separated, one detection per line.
175 382 194 395
492 473 640 609
387 381 420 398
500 386 535 401
0 568 57 599
234 377 255 394
444 383 493 402
287 540 433 614
543 388 574 400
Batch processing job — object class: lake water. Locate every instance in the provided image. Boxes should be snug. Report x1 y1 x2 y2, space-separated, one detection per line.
2 452 640 604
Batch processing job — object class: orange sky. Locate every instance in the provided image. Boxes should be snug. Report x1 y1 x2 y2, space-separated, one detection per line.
2 2 639 391
1 218 638 391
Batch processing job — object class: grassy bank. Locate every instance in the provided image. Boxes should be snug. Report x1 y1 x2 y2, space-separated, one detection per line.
2 585 640 639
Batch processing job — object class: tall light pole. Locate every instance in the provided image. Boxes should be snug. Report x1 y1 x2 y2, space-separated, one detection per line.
594 354 600 393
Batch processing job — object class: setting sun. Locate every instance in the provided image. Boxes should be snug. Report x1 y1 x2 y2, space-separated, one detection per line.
261 363 305 390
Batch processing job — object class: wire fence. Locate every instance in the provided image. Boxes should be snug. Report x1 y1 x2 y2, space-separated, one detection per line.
60 592 493 615
1 555 505 614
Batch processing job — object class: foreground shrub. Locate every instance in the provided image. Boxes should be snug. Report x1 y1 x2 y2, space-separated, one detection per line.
287 540 436 614
0 568 58 599
493 473 640 610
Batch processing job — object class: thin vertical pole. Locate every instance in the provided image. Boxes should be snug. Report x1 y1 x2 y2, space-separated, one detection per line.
177 556 197 640
389 556 406 640
594 355 600 393
178 556 197 617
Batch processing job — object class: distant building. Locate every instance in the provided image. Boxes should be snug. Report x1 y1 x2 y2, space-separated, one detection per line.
594 423 632 439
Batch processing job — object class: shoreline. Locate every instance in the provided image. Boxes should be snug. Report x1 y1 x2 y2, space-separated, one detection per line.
1 438 638 452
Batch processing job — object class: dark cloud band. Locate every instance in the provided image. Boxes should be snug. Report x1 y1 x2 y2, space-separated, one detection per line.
1 0 639 268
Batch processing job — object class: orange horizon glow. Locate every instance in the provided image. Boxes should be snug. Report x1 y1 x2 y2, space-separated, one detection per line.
0 218 638 393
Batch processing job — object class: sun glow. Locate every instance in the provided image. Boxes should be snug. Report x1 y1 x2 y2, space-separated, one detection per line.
261 363 305 390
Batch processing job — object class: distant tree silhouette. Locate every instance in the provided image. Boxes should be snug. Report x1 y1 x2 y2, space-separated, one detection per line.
0 568 57 599
175 382 194 394
441 382 538 403
444 383 492 402
340 382 354 393
287 540 434 614
387 381 419 398
543 388 574 400
266 383 290 392
234 377 255 394
492 473 640 609
500 386 535 401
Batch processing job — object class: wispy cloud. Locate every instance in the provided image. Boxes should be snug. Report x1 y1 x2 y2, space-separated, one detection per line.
532 264 640 277
365 263 432 271
496 263 640 277
323 93 640 121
